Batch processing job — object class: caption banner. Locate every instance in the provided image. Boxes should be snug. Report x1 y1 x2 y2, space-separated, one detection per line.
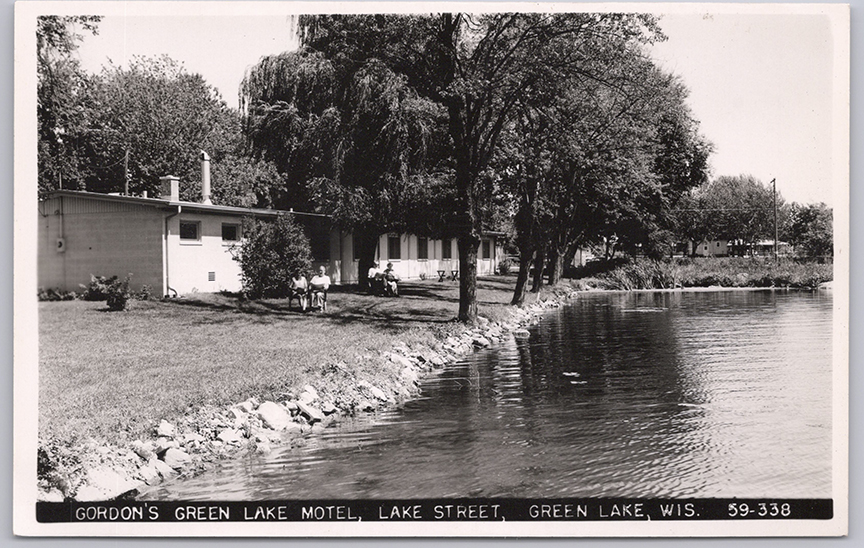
37 498 833 523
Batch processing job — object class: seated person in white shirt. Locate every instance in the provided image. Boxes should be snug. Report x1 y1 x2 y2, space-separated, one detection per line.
309 266 331 309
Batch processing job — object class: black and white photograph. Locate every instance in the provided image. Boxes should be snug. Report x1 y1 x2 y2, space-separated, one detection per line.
14 1 848 537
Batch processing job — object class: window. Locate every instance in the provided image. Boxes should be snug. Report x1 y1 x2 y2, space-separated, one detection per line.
442 239 452 260
388 236 401 260
179 221 200 241
352 235 361 261
418 237 428 260
482 240 491 259
716 242 721 248
222 223 240 242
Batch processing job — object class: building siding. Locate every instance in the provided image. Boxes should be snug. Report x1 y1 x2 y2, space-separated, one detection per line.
38 196 164 293
166 213 244 295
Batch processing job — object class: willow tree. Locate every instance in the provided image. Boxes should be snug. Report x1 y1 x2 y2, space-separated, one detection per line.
240 51 445 288
302 13 666 321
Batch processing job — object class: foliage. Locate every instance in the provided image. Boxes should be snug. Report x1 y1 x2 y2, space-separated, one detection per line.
787 202 833 259
80 274 118 301
233 215 314 299
676 175 783 253
581 257 832 290
37 16 102 196
38 287 79 301
106 275 133 311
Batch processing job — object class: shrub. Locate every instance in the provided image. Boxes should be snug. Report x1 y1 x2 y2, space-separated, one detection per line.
80 275 117 301
38 288 78 301
497 258 513 275
136 285 154 301
106 274 133 311
234 215 314 299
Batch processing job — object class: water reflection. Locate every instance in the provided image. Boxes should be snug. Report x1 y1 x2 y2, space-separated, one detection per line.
146 290 832 500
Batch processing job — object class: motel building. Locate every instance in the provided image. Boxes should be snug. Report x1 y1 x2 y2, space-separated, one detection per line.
38 175 504 298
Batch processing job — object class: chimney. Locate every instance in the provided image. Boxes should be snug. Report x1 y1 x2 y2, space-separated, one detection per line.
200 150 212 205
160 176 180 202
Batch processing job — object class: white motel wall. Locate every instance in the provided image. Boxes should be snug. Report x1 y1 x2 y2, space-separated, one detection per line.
38 191 503 297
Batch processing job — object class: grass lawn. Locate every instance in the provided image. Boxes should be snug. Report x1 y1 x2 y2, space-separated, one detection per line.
39 276 524 446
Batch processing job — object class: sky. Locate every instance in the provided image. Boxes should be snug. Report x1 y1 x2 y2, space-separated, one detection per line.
72 7 845 207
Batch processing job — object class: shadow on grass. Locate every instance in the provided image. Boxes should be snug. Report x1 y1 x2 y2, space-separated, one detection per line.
156 276 515 329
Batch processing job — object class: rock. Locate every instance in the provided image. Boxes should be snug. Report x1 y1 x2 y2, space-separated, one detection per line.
39 489 65 502
154 437 177 455
296 401 325 424
320 401 338 415
357 399 375 412
476 316 490 327
255 441 271 455
155 420 175 438
217 428 244 444
131 440 154 460
162 448 191 470
514 330 531 338
183 432 205 445
283 400 299 413
258 401 293 431
472 336 491 348
400 367 419 385
389 353 414 369
237 400 255 413
358 380 388 401
137 463 160 485
76 466 141 502
430 354 446 367
151 458 176 478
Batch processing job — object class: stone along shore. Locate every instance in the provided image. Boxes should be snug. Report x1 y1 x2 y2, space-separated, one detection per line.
38 295 571 502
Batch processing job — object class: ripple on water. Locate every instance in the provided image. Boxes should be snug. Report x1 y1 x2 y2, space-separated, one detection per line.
146 291 833 501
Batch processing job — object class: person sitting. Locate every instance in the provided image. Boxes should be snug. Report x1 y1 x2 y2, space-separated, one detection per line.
288 271 309 311
367 261 385 295
383 262 400 297
309 266 331 310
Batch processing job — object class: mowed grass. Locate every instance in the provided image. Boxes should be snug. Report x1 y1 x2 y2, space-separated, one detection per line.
39 277 521 445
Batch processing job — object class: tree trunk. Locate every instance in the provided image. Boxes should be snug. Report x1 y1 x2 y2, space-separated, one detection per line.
511 247 535 306
547 244 565 286
457 233 480 322
354 229 379 289
530 245 547 293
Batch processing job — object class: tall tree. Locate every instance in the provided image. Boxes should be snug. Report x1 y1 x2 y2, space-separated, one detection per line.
302 13 666 321
241 50 447 288
787 202 833 259
37 15 101 196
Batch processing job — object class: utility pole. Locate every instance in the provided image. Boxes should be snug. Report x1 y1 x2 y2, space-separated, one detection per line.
124 149 130 196
772 178 778 264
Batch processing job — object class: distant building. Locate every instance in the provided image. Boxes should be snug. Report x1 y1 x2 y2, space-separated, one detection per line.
690 239 729 257
38 177 503 297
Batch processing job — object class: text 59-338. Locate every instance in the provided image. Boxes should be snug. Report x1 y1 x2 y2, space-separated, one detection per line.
728 502 792 518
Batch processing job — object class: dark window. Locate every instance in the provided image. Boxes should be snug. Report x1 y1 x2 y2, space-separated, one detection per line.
222 224 240 242
482 240 491 259
418 237 428 260
208 272 216 281
442 239 452 260
179 221 199 241
388 236 401 260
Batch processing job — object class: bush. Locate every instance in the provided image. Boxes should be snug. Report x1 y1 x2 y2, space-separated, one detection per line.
497 258 513 275
136 285 154 301
38 288 78 301
106 274 133 311
234 215 314 299
80 275 117 301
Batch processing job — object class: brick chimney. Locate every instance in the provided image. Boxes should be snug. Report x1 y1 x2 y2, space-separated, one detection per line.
160 176 180 202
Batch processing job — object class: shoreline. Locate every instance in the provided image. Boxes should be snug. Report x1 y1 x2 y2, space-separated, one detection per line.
37 286 571 503
37 280 832 502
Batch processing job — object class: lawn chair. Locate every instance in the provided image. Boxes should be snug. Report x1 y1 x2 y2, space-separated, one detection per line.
288 287 308 311
309 284 328 311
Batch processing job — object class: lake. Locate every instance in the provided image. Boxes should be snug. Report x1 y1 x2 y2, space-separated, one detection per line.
146 290 833 500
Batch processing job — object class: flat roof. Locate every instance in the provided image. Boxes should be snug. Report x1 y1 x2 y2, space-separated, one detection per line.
44 190 329 218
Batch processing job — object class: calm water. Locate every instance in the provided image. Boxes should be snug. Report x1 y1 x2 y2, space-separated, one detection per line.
147 290 833 500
